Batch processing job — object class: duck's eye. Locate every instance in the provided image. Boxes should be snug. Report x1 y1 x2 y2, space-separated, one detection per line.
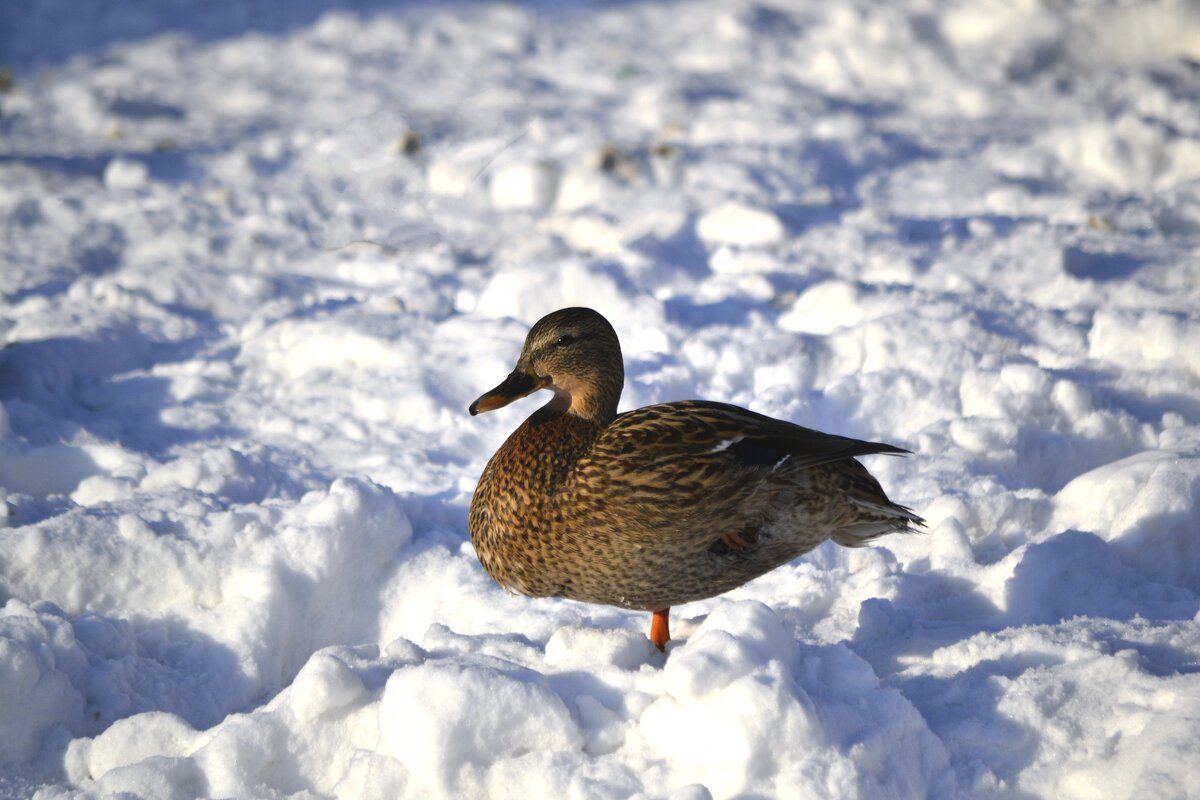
553 334 576 349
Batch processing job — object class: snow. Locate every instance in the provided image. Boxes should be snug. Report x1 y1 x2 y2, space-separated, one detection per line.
2 0 1200 797
100 158 150 192
696 203 786 248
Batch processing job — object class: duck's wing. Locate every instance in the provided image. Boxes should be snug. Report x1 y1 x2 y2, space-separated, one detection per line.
597 400 909 472
567 400 917 548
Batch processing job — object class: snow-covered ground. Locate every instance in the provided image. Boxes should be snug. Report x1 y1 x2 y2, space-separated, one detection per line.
3 0 1200 797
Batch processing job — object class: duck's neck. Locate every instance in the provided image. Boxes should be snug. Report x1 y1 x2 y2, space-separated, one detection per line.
534 391 618 425
571 390 619 423
528 400 609 441
494 406 603 495
543 363 623 423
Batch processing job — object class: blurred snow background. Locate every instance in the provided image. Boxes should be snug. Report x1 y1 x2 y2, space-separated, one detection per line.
2 0 1200 797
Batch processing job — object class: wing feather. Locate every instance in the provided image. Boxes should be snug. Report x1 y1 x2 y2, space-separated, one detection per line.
601 400 909 471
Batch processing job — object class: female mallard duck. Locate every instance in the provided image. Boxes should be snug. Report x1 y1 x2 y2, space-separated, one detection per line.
468 307 922 651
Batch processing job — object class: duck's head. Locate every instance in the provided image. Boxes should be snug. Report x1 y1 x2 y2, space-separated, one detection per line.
469 307 624 421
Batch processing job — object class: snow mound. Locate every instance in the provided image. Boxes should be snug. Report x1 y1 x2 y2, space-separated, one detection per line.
696 203 786 248
56 603 956 799
1054 451 1200 592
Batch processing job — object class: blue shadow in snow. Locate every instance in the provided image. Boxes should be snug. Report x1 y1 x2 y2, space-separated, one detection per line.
0 148 204 186
0 0 656 72
1060 244 1148 282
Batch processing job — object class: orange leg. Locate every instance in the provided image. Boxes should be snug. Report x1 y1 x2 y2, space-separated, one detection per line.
649 608 671 651
720 530 755 552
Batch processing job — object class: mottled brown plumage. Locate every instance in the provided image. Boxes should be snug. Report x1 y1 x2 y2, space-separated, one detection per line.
468 307 923 650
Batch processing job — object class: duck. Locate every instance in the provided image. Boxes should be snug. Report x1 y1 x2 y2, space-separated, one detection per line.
468 307 922 651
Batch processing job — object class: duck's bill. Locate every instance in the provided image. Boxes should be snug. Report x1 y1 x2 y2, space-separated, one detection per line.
469 369 550 415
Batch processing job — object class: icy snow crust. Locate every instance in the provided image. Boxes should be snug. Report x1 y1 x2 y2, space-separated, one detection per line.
2 0 1200 797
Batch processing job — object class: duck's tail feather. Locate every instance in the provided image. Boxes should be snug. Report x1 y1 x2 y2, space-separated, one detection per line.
831 500 925 547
